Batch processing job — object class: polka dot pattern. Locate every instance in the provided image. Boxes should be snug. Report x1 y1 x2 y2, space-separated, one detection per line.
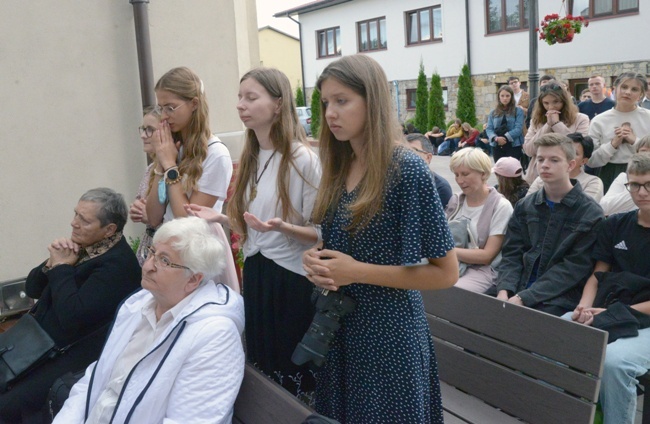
315 147 454 423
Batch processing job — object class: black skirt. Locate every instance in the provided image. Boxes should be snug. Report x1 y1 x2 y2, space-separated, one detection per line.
243 252 316 397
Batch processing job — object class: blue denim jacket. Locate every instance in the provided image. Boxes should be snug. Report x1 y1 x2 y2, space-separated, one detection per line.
486 107 525 147
496 181 604 311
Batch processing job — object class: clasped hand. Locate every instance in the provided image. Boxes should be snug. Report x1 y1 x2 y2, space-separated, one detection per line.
571 305 606 326
302 247 357 291
153 121 180 170
129 198 148 224
47 238 80 267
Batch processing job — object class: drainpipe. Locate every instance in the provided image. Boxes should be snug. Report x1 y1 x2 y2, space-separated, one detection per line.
464 0 471 73
393 80 400 121
528 0 540 100
287 15 307 106
130 0 156 109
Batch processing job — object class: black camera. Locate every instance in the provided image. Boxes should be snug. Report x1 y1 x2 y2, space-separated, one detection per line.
291 288 356 367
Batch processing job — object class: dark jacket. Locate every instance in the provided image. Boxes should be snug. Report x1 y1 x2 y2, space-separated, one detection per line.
0 237 141 419
26 237 141 347
496 181 604 311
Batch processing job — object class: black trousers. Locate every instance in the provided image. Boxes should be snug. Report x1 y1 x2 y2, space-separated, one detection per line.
492 142 523 162
243 253 316 396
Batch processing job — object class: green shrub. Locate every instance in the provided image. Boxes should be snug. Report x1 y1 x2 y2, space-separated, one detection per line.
427 73 446 131
295 85 305 107
414 61 429 133
456 64 477 127
310 88 321 137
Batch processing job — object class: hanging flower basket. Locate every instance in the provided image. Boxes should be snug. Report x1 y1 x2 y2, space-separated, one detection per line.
537 14 588 45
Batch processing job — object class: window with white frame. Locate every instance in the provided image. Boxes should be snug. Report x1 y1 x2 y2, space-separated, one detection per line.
569 0 638 18
317 27 341 58
357 17 387 52
406 6 442 45
486 0 529 34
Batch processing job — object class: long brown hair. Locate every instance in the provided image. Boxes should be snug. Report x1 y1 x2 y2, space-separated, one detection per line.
227 67 310 242
155 67 210 193
531 82 578 127
496 174 528 206
311 54 402 230
493 85 516 117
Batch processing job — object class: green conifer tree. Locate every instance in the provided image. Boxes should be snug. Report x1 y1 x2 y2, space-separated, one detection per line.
456 64 477 127
414 61 429 133
310 88 321 137
295 85 305 107
427 73 446 131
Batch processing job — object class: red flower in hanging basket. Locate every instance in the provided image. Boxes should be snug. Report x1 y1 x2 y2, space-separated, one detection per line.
538 14 588 45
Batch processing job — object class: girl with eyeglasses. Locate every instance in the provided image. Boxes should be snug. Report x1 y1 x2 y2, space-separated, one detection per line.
129 106 165 266
522 82 589 184
587 72 650 192
145 67 233 229
145 67 238 293
486 85 525 163
186 68 321 398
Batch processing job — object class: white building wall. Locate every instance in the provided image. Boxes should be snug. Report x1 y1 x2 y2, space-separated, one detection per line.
0 0 258 281
468 0 648 75
299 0 469 87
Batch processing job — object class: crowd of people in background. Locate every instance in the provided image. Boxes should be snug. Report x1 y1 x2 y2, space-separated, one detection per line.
405 69 650 424
6 56 650 424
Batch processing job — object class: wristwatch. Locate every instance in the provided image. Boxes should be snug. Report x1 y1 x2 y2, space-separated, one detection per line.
164 167 181 185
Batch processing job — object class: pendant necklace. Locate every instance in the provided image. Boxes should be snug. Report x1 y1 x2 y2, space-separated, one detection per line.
250 150 276 201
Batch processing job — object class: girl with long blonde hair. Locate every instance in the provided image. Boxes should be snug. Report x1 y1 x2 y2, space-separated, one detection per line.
146 67 232 227
302 54 458 423
187 67 321 397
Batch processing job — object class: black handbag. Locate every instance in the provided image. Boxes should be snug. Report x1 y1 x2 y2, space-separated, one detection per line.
494 114 509 137
0 313 58 393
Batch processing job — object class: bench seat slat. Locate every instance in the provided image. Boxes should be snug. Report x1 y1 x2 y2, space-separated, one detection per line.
441 381 522 424
435 339 596 424
233 363 313 424
428 315 600 401
422 287 608 375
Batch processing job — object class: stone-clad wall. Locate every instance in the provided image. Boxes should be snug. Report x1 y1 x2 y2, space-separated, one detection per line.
396 60 650 129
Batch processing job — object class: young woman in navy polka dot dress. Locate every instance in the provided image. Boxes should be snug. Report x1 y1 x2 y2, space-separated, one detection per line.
303 55 458 423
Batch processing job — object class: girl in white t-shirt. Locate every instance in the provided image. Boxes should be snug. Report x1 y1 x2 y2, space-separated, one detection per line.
187 68 321 398
446 148 513 293
146 67 232 226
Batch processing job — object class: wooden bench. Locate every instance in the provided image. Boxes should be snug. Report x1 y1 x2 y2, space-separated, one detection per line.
422 287 609 424
233 363 313 424
640 372 650 424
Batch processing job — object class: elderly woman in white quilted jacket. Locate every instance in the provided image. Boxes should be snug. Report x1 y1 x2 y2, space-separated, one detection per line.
54 217 245 424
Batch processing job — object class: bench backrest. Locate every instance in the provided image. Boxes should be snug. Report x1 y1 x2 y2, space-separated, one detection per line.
233 363 313 424
423 287 608 424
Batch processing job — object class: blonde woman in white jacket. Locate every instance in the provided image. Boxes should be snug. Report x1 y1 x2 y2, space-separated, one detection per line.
523 82 589 184
54 217 245 424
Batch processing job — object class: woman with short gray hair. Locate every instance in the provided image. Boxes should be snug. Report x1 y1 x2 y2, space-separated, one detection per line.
54 217 245 424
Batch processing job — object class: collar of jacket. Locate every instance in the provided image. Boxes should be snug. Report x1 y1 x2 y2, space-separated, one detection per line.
533 179 583 208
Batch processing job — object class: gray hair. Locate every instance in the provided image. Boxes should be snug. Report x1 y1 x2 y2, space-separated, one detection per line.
153 217 226 282
79 187 128 232
627 153 650 176
405 133 434 154
636 135 650 153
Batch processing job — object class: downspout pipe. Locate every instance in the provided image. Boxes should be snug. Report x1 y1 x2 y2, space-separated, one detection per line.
528 0 540 100
287 15 307 106
130 0 156 109
465 0 471 73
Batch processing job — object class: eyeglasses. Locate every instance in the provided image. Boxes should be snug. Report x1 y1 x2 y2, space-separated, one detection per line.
411 147 430 155
138 126 156 138
145 246 192 272
624 181 650 193
540 83 564 93
154 102 188 116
